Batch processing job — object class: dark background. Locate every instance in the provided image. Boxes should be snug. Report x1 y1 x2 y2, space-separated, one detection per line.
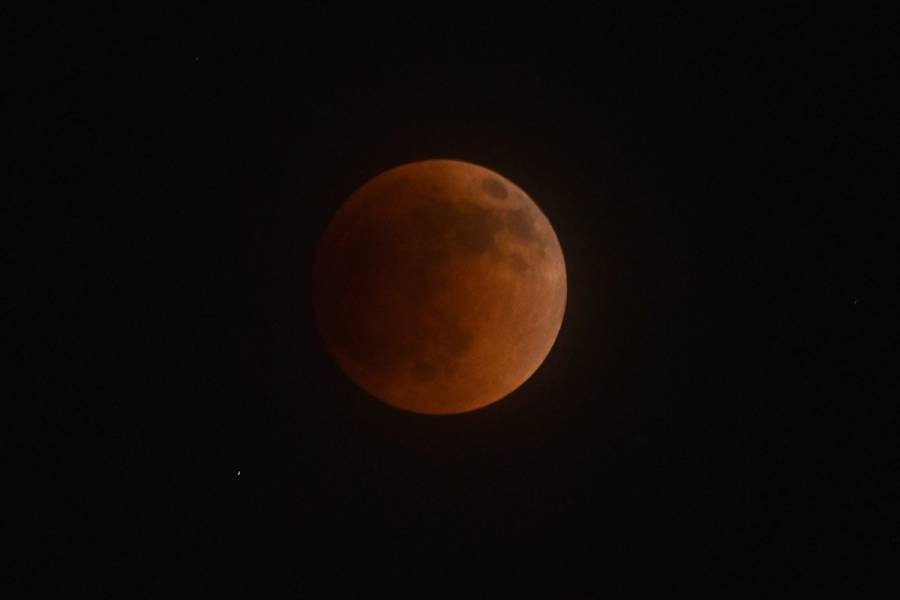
14 5 894 596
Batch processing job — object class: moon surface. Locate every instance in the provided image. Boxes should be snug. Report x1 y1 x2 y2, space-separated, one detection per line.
313 160 566 414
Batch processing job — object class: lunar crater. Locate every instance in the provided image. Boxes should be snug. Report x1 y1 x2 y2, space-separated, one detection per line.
481 177 508 199
505 208 538 243
411 195 506 257
507 252 530 272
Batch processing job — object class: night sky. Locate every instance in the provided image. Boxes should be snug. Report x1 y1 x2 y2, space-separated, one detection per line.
17 5 893 596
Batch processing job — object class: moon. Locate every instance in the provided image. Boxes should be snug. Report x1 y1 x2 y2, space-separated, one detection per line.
313 159 566 414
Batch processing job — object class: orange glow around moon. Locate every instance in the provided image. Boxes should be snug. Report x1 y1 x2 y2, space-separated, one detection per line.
313 160 566 414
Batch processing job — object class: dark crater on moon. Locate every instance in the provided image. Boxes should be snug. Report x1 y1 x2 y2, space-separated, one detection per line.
508 253 530 272
411 197 501 255
481 177 508 199
505 207 538 242
411 195 540 260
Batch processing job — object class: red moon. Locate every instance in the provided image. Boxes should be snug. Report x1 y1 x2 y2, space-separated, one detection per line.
313 160 566 414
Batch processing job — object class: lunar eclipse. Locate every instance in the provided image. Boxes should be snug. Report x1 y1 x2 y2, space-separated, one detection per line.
313 160 566 414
